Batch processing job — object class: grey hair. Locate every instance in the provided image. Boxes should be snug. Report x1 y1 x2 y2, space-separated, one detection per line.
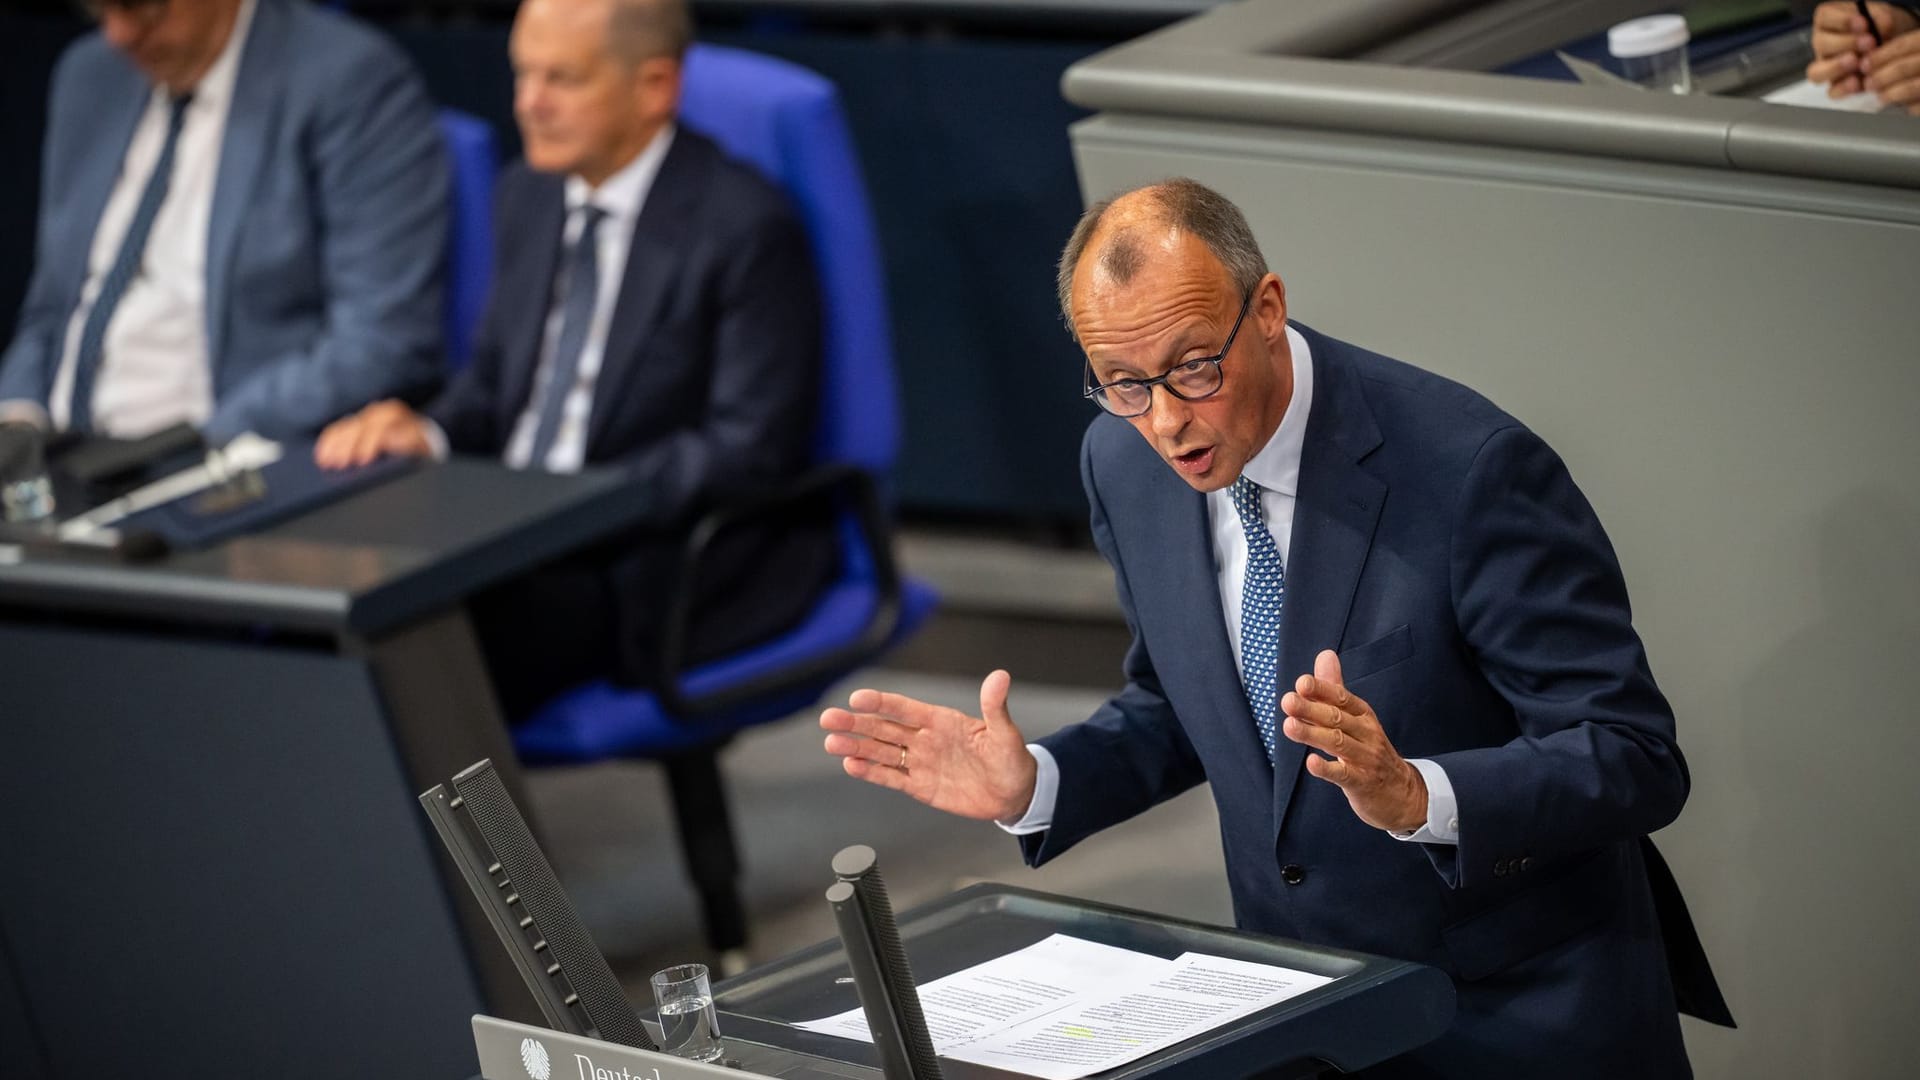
606 0 692 64
1055 178 1269 340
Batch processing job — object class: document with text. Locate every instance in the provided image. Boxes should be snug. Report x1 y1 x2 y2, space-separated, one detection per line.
793 934 1337 1080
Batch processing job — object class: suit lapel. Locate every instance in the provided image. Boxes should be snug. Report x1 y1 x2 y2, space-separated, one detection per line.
1153 466 1274 774
1271 331 1386 834
1121 441 1282 787
500 178 566 425
64 72 150 319
205 0 285 369
583 132 705 453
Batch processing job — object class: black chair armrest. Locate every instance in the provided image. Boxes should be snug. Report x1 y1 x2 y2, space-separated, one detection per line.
649 464 904 717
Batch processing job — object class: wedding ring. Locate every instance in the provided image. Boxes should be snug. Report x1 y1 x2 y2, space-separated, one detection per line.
898 745 909 771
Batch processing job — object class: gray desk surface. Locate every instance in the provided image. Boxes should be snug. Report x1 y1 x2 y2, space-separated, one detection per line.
0 458 651 638
1065 0 1920 190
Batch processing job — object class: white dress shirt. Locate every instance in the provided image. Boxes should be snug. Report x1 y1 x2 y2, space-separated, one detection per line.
501 127 675 473
43 0 256 438
1003 325 1460 845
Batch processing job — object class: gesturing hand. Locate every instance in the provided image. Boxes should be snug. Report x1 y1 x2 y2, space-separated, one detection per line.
1280 649 1428 833
820 670 1039 824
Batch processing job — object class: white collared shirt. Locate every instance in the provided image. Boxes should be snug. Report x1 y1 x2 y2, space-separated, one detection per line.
502 126 676 473
1005 325 1459 845
47 0 256 437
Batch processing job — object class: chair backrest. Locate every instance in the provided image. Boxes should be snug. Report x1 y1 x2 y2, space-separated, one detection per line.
678 45 899 477
437 109 497 372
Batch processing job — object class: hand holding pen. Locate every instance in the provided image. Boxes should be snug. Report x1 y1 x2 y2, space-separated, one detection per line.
1806 1 1920 109
1856 1 1886 47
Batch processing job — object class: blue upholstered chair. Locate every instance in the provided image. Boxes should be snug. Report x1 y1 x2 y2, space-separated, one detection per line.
436 109 496 371
511 45 939 966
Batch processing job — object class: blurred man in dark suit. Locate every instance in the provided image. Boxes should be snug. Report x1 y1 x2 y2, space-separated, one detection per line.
317 0 828 717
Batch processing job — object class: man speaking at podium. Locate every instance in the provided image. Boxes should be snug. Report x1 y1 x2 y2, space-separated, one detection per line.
822 180 1728 1076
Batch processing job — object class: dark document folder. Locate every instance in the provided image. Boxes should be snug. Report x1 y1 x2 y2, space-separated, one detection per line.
121 445 416 549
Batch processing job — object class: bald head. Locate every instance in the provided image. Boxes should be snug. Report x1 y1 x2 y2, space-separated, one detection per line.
1057 179 1269 340
605 0 692 65
516 0 689 65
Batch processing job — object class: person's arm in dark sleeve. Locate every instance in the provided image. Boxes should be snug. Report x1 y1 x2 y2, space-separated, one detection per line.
1428 424 1690 889
422 167 535 457
0 46 93 420
1020 425 1208 867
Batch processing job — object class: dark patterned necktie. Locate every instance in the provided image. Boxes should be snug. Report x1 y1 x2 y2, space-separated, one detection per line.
524 204 606 468
68 93 193 433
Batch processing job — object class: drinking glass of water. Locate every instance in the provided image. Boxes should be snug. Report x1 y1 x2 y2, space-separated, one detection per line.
0 421 55 525
650 962 723 1062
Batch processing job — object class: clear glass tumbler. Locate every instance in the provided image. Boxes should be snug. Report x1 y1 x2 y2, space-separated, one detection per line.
650 962 724 1062
0 422 55 525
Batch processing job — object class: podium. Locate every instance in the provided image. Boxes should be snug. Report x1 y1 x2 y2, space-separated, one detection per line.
720 884 1453 1078
469 883 1454 1080
421 750 1452 1080
0 460 652 1080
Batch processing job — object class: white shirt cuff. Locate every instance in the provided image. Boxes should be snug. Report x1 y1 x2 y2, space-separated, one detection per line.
1387 758 1460 845
995 744 1059 836
419 417 451 463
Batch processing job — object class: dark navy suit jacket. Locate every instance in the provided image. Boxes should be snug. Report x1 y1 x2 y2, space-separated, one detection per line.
428 127 827 668
1024 325 1718 1076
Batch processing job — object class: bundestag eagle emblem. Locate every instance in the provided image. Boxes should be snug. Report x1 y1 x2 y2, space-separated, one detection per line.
520 1036 552 1080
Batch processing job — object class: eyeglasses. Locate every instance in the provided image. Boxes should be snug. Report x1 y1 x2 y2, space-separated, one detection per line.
77 0 170 28
1082 289 1253 418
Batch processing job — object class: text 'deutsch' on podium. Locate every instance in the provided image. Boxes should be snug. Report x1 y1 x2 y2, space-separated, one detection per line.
0 459 653 1080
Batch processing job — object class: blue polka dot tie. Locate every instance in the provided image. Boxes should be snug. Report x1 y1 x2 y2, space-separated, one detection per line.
1230 475 1285 762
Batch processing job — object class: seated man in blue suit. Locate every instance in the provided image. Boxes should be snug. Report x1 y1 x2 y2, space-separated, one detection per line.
316 0 829 718
821 180 1730 1076
0 0 447 443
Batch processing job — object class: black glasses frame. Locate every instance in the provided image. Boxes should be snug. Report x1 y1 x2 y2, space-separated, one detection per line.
1081 288 1255 418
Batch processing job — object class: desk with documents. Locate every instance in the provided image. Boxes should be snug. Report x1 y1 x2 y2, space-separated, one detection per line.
425 736 1451 1080
466 885 1456 1080
0 459 652 1080
713 884 1455 1079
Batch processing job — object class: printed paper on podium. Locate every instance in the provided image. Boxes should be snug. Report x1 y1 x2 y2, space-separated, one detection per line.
795 934 1336 1080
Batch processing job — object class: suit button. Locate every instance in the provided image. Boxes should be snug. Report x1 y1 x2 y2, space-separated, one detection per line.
1519 857 1532 872
1493 860 1509 878
1281 864 1306 885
